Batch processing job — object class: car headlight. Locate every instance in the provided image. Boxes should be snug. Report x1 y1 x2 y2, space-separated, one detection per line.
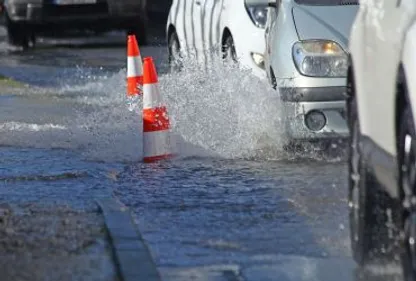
292 40 348 77
245 4 268 29
251 52 265 69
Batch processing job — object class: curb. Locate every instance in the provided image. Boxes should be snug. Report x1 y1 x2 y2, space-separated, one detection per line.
96 197 162 281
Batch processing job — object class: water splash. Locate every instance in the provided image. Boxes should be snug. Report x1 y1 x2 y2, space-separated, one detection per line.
162 58 285 159
0 122 66 132
65 56 287 161
0 56 345 162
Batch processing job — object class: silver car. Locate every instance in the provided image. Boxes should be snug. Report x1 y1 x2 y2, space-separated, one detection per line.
264 0 358 145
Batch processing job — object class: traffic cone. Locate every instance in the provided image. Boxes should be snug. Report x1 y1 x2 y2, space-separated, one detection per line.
142 57 173 163
127 35 143 96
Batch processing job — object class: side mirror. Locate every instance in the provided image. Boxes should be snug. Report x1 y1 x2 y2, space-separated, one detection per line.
268 0 276 8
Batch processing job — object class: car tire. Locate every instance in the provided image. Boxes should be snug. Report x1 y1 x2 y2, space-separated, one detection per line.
398 101 416 281
5 12 31 49
168 30 183 72
222 34 237 64
348 75 397 265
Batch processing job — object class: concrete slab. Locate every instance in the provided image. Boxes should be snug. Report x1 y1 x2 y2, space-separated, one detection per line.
0 203 118 281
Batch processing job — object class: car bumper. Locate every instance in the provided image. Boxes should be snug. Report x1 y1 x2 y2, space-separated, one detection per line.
280 86 349 140
6 1 111 24
232 23 266 80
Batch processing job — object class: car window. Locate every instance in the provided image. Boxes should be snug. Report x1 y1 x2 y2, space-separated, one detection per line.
294 0 359 5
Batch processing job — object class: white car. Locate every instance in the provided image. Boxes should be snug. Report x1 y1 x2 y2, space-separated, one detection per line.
166 0 268 79
264 0 358 146
347 0 416 279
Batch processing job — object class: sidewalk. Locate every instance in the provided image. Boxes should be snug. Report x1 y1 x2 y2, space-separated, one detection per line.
0 198 162 281
0 142 162 281
0 202 118 281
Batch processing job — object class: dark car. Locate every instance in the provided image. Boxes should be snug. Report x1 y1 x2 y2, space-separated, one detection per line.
0 0 148 48
143 0 171 24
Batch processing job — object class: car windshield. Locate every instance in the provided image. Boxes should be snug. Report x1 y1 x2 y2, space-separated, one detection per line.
294 0 359 5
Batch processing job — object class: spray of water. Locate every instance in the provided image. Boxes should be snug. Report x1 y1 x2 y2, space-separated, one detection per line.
162 58 286 159
0 55 345 162
66 56 290 161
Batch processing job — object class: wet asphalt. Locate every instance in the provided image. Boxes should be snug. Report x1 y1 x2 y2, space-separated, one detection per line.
0 27 403 281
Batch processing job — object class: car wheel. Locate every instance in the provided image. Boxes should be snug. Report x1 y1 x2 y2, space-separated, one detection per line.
348 95 369 263
399 103 416 281
5 12 30 49
222 35 237 64
168 31 183 72
348 81 396 265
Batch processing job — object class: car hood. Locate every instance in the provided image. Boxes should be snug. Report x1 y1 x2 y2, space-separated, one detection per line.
292 4 358 51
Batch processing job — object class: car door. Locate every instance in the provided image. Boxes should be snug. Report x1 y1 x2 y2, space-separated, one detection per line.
190 0 205 61
361 0 414 156
202 0 223 57
173 0 203 57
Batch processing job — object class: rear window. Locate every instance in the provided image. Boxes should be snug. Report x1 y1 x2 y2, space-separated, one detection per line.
294 0 359 5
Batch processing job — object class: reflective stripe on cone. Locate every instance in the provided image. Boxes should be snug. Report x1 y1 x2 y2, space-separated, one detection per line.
143 130 172 163
127 35 143 96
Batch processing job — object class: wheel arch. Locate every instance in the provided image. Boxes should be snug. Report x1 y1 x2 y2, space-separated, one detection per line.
167 24 177 44
398 21 416 155
346 54 356 128
221 27 232 47
395 64 407 152
269 67 277 90
347 55 355 97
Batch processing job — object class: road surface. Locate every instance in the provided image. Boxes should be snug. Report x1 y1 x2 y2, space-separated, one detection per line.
0 28 402 281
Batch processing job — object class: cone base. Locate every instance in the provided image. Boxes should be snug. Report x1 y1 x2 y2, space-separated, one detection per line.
143 154 174 163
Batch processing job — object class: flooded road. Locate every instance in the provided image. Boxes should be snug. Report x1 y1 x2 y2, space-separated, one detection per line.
0 29 402 280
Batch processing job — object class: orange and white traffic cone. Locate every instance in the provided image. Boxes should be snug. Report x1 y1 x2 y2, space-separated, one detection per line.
127 34 143 97
142 57 173 163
